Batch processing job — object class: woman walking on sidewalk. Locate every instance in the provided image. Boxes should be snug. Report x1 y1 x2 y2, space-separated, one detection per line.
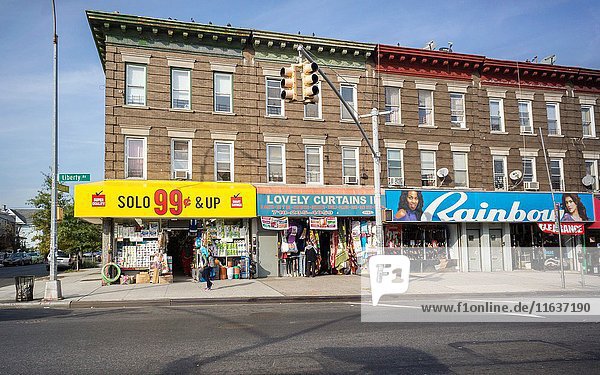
200 246 213 291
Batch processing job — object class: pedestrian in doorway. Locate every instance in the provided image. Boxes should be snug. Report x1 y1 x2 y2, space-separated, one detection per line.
200 246 212 291
305 243 318 277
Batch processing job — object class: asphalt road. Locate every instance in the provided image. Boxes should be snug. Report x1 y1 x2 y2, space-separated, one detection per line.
0 302 599 374
0 263 48 287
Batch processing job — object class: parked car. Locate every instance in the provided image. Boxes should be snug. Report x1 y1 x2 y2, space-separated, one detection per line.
3 252 32 266
28 252 42 264
46 251 74 270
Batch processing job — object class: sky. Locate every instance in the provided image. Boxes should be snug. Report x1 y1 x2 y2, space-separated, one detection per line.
0 0 599 208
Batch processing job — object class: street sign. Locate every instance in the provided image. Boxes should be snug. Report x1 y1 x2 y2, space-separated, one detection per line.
57 183 70 193
59 173 90 183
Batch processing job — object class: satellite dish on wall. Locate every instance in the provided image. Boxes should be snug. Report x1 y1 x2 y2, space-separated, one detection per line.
582 175 595 187
436 168 449 178
509 170 523 181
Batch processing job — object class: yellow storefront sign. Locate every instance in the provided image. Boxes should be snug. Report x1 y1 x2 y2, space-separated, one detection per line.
74 180 256 218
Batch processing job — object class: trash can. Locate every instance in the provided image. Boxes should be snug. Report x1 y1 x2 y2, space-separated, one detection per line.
15 275 35 302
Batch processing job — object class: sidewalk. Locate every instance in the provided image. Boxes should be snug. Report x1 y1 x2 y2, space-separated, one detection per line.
1 268 599 309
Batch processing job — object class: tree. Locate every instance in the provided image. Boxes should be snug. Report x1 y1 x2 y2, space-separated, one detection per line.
28 172 101 256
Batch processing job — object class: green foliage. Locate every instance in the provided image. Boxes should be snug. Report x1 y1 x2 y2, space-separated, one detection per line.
28 172 101 256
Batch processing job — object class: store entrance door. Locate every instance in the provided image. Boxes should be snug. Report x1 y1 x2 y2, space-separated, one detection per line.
257 230 278 278
319 232 331 275
490 229 504 271
467 229 482 272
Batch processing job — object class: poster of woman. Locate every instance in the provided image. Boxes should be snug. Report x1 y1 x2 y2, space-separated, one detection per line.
561 193 589 221
395 190 424 221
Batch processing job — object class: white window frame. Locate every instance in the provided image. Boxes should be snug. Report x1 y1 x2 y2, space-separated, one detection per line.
546 102 561 135
522 157 537 183
340 83 357 121
266 77 284 117
418 89 434 126
214 141 234 182
518 100 534 134
549 158 564 191
171 68 191 109
125 136 147 179
266 143 286 183
582 105 596 137
453 152 469 188
384 87 401 125
489 98 505 132
493 155 508 190
585 159 599 191
386 148 404 182
125 64 147 106
450 93 466 128
342 147 360 184
171 139 192 179
420 150 437 187
214 72 233 113
305 145 324 185
304 82 322 120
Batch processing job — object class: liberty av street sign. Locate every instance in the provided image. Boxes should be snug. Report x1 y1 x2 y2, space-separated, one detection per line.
59 173 90 183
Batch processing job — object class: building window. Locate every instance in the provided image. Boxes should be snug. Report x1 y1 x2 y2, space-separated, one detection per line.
266 78 283 116
304 82 322 119
384 87 401 124
489 98 504 132
582 105 596 137
420 150 436 187
171 69 191 109
266 144 285 183
522 157 537 183
340 84 357 121
546 103 561 135
550 158 564 191
493 155 507 190
418 90 434 126
215 142 234 182
171 139 191 179
450 93 466 128
214 73 233 113
125 64 146 106
342 147 359 184
125 137 146 179
453 152 469 188
305 146 323 184
387 149 404 184
519 100 533 134
585 160 598 190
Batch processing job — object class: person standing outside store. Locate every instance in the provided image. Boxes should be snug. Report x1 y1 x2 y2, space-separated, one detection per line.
200 246 213 291
305 242 318 277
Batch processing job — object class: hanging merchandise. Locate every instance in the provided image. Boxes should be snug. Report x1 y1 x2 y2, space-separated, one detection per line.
261 216 289 230
310 217 338 230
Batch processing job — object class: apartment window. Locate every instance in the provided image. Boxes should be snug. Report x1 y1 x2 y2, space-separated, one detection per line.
125 137 146 179
171 69 191 109
305 146 323 184
125 64 146 106
453 152 469 188
214 73 232 113
304 82 322 119
585 160 599 190
522 157 537 183
385 87 401 124
340 84 357 121
266 78 283 116
171 139 191 179
418 90 434 126
342 147 359 184
489 98 504 132
519 101 533 134
387 149 404 181
215 142 234 182
546 103 561 135
582 105 596 137
266 144 285 183
420 150 436 187
550 158 564 191
493 155 507 190
450 93 466 128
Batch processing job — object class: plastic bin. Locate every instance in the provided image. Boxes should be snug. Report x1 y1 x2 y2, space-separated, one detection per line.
15 275 35 302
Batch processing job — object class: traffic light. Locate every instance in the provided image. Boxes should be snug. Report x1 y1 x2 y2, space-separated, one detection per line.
301 62 320 103
280 65 297 101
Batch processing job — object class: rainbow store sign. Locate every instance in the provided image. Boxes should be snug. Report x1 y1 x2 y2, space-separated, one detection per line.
384 190 595 223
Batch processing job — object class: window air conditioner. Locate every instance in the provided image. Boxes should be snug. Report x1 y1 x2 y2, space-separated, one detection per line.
388 177 404 187
174 170 189 180
524 181 539 190
344 176 358 185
